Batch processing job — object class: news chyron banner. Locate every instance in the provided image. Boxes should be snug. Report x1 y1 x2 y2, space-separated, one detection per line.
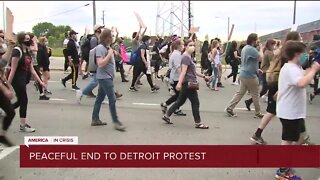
20 136 320 168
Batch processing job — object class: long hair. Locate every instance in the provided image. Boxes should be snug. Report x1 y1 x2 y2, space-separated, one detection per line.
201 40 209 54
263 39 276 52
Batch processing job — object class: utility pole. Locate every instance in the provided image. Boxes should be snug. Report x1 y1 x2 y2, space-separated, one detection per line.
2 1 5 31
227 17 230 40
293 0 296 25
188 0 191 37
102 10 105 25
93 0 96 28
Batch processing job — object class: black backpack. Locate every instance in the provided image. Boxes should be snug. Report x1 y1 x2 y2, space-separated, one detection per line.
81 34 95 58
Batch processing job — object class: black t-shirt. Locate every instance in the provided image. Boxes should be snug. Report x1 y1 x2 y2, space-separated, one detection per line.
151 45 160 61
11 47 32 81
137 43 149 67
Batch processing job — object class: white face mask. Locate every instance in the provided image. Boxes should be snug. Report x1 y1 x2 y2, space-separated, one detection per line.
0 43 7 54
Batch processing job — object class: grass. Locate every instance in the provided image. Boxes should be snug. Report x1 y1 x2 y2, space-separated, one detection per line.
51 47 64 57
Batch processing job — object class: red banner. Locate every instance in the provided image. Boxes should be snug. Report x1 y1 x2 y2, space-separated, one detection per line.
20 145 320 168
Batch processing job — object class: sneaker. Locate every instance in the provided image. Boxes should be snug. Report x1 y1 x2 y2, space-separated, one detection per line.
309 93 315 104
137 81 143 85
44 89 52 95
91 120 107 126
245 100 251 111
61 79 66 88
275 168 301 180
151 85 160 93
129 87 138 92
87 92 96 98
72 85 80 91
226 108 237 117
160 103 167 114
250 134 267 145
0 136 14 147
122 79 129 82
82 73 89 80
114 122 126 131
76 90 83 103
33 82 39 91
232 82 239 86
302 135 315 145
39 95 50 100
20 124 36 133
115 92 123 99
174 110 187 116
162 115 173 124
254 113 264 119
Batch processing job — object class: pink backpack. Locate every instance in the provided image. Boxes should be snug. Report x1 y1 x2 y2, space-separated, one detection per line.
120 44 129 63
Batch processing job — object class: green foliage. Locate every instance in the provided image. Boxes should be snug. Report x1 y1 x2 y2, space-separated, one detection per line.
32 22 72 48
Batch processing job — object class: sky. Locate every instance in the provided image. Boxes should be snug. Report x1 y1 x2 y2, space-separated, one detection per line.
1 1 320 41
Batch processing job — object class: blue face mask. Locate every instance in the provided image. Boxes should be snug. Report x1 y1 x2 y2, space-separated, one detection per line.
299 53 309 66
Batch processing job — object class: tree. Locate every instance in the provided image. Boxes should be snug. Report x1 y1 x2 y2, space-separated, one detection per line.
32 22 55 37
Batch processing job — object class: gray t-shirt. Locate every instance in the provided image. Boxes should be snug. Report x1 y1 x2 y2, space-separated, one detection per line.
169 50 182 82
181 54 197 83
90 36 98 50
239 45 260 78
132 39 139 52
95 44 115 80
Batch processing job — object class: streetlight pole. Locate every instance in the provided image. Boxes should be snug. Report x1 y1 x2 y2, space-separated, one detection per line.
93 0 96 28
293 0 296 25
2 1 5 31
227 17 230 40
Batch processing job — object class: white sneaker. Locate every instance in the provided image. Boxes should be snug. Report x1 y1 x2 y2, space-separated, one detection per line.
76 90 83 104
232 82 239 86
20 124 36 133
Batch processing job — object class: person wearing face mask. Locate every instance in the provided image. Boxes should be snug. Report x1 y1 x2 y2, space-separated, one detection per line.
160 38 187 116
91 28 126 131
250 32 309 145
162 40 209 129
225 33 264 119
61 30 80 90
7 32 46 133
37 36 52 99
129 35 160 93
0 31 15 63
244 39 276 110
0 59 15 146
274 41 320 180
208 40 220 91
113 37 128 82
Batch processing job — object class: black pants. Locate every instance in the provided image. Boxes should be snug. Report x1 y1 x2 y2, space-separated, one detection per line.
167 83 201 123
227 63 238 82
165 81 180 105
12 80 28 118
34 65 43 94
130 64 153 88
246 73 269 104
63 49 69 71
0 91 15 131
116 61 126 81
63 63 78 86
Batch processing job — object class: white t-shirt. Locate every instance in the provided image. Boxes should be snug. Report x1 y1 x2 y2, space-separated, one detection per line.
63 39 69 47
169 50 182 82
276 62 306 120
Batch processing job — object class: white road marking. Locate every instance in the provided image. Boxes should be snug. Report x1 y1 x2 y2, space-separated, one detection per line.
48 81 71 83
132 103 159 106
0 146 20 160
234 108 255 111
49 98 66 101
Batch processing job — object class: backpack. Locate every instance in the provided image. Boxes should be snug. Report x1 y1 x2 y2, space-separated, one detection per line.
81 34 95 59
120 44 129 63
266 54 282 85
88 47 97 73
129 46 141 65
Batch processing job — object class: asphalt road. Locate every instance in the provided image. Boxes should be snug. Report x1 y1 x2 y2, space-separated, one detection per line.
0 59 319 180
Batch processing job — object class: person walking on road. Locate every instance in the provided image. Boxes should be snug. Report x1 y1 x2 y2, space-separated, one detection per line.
225 41 241 85
160 37 187 116
7 32 47 133
63 32 70 73
162 40 209 129
61 30 80 90
113 37 129 82
225 33 264 119
37 36 52 98
91 28 126 131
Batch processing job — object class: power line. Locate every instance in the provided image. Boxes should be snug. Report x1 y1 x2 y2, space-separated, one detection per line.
16 3 90 24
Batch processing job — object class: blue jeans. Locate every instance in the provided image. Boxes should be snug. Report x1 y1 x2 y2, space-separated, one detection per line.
92 78 119 123
211 64 219 88
82 73 98 96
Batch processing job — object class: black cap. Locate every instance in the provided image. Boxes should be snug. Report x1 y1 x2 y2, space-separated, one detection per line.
69 30 78 36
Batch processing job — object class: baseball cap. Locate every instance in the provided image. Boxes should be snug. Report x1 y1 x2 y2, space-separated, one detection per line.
94 24 105 32
69 30 78 36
